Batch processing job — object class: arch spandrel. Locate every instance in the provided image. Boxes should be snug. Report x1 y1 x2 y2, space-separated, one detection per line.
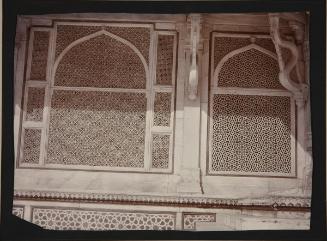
54 31 148 89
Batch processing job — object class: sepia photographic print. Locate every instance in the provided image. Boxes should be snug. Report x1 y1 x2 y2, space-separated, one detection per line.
2 1 325 239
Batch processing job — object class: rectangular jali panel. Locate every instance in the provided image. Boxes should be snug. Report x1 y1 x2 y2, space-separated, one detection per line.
156 34 174 85
32 207 176 230
210 94 292 175
151 134 170 169
25 87 45 122
46 90 147 168
22 128 42 164
153 92 172 127
29 31 50 80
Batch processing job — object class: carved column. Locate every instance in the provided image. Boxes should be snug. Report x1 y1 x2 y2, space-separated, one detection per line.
14 17 31 159
177 14 203 194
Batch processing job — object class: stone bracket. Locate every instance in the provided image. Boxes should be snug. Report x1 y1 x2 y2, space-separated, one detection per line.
187 14 201 100
268 13 308 106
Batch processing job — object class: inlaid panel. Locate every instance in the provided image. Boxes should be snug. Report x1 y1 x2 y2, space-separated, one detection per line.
32 208 176 230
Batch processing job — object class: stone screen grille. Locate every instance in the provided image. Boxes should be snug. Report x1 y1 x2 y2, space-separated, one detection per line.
18 22 176 173
217 48 283 89
32 207 176 230
153 92 172 127
22 128 42 164
55 34 146 89
55 25 150 63
25 87 45 122
47 90 146 168
156 34 174 85
151 134 170 169
29 31 50 80
209 33 294 176
210 94 292 175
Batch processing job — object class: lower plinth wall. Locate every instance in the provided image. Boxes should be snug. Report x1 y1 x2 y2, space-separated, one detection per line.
13 199 310 231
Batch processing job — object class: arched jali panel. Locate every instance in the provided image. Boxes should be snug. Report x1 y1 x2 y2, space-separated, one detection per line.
54 31 148 89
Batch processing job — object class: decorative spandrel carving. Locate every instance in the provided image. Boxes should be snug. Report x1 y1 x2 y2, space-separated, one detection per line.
55 34 146 89
218 48 283 89
55 24 151 63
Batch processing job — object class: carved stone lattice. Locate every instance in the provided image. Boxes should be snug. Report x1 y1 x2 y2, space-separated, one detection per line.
12 206 24 218
55 25 101 58
47 90 146 167
151 134 170 169
25 87 45 121
218 48 284 89
213 36 250 68
32 208 176 230
211 94 292 174
30 31 49 80
55 35 146 89
22 129 41 164
183 213 216 230
55 25 150 63
156 35 174 85
254 38 276 53
153 92 171 126
105 26 150 63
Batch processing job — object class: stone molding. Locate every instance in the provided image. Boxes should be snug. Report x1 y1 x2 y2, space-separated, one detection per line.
14 190 310 211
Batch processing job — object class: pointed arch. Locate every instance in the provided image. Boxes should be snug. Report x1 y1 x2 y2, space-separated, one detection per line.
52 30 149 87
212 44 278 88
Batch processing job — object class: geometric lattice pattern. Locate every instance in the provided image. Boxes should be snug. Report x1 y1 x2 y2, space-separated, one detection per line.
254 38 276 54
218 48 283 89
55 35 146 89
32 208 176 230
156 35 174 85
30 31 49 80
183 213 216 230
12 206 24 218
153 92 172 126
213 36 250 68
105 26 151 63
47 90 146 168
25 87 45 121
211 94 292 174
55 25 150 63
22 129 41 164
213 36 276 69
55 25 101 58
151 134 170 169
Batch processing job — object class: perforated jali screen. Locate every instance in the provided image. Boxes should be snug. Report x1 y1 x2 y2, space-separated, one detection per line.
47 90 146 167
211 94 292 174
209 34 294 176
17 23 178 172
